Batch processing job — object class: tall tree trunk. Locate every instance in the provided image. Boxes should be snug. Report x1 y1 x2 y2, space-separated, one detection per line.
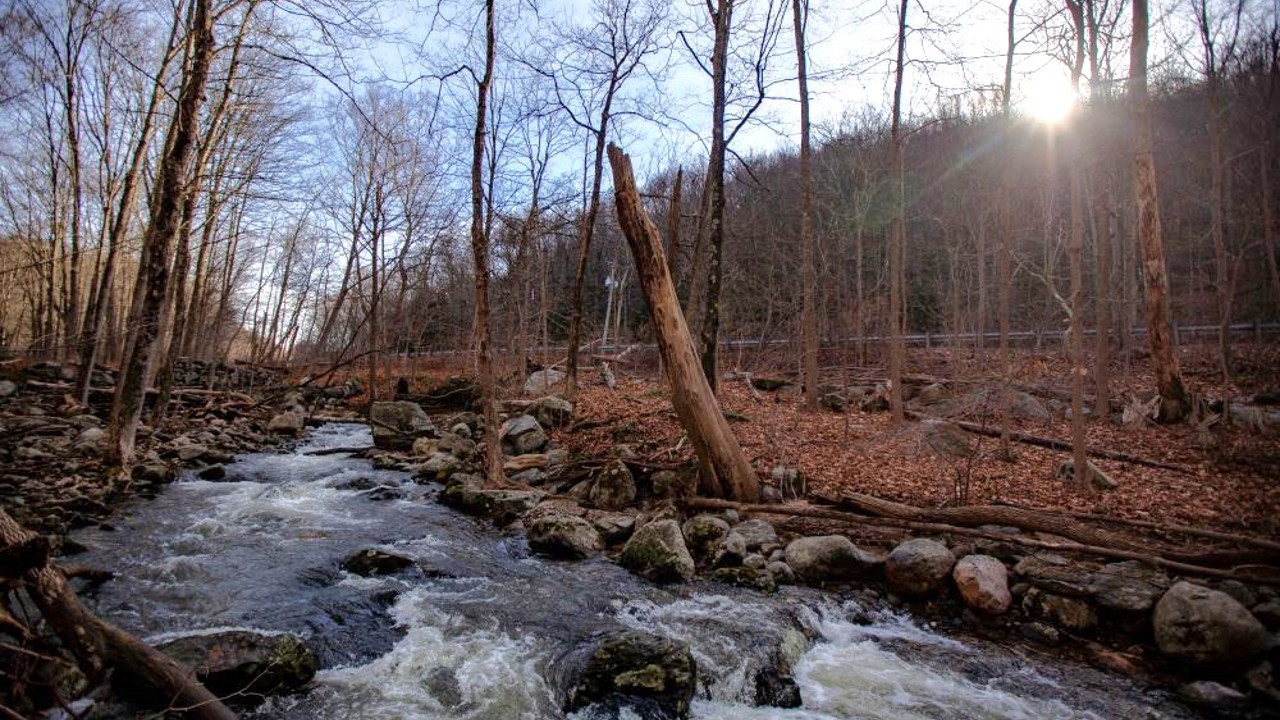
1130 0 1190 422
565 108 613 398
997 0 1018 456
887 0 908 423
470 0 503 486
793 0 819 408
1067 0 1090 490
609 144 759 502
75 12 182 404
699 0 734 392
105 0 216 469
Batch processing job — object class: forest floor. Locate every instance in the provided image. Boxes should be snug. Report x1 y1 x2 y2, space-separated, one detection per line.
374 341 1280 540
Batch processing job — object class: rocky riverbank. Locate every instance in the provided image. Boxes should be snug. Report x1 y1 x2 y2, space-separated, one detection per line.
355 386 1280 719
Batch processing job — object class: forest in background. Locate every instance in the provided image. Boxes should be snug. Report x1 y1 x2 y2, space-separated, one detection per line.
0 0 1277 462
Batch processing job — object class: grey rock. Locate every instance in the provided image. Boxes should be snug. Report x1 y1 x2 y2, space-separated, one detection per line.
370 401 436 450
920 419 973 458
619 519 695 584
1153 581 1266 664
564 630 696 720
341 549 415 576
414 453 459 482
766 561 796 585
72 427 106 455
952 555 1012 615
1014 554 1091 597
156 630 318 701
438 432 477 459
1085 561 1168 612
523 369 567 396
588 459 636 510
886 538 957 597
784 535 883 584
529 396 574 429
712 531 748 568
1252 600 1280 630
916 383 948 405
681 514 730 560
528 514 602 559
732 519 779 550
586 510 636 544
1177 681 1249 712
267 410 305 436
710 565 777 593
1019 622 1061 646
1022 588 1097 631
0 380 15 397
438 474 544 524
500 415 548 456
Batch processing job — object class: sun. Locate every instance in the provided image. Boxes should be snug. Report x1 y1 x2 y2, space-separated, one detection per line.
1020 72 1078 124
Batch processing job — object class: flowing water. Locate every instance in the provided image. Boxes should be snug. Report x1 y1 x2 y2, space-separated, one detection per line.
72 423 1197 720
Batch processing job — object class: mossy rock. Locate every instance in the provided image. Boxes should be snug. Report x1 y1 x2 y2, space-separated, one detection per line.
565 630 697 719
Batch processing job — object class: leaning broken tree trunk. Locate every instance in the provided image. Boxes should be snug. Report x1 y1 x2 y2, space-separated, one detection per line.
0 510 236 720
608 144 759 503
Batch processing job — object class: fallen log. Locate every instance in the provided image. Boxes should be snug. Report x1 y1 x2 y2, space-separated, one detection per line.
684 497 1280 585
302 445 374 457
1003 503 1280 554
906 410 1194 474
819 491 1149 552
0 509 237 720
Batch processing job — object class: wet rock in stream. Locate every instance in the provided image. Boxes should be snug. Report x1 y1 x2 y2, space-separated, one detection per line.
563 630 697 720
154 630 318 703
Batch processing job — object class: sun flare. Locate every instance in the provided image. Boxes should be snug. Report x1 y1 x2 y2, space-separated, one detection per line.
1021 75 1077 124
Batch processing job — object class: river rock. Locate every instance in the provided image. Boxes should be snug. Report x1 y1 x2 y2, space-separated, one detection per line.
681 514 730 560
886 538 956 597
1177 681 1249 713
524 369 566 396
156 630 318 702
1022 588 1097 631
650 470 693 500
438 431 477 459
529 396 574 429
588 459 636 510
341 548 416 576
952 555 1012 615
132 461 176 485
710 566 776 593
564 630 696 719
528 514 602 559
1153 581 1266 664
267 410 305 436
1085 560 1168 612
586 510 636 544
500 415 548 455
0 380 15 397
784 535 883 584
1014 554 1090 597
370 401 436 450
619 519 695 584
415 452 460 482
732 519 779 550
411 437 440 457
711 532 748 568
439 474 545 524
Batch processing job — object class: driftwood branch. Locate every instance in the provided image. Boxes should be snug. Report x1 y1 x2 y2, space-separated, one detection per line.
0 510 237 720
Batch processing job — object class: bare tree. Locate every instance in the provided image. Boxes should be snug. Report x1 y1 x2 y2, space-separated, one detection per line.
106 0 217 468
792 0 819 408
888 0 908 423
1130 0 1190 422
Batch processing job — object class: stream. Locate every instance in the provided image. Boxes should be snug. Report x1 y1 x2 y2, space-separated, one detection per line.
71 423 1199 720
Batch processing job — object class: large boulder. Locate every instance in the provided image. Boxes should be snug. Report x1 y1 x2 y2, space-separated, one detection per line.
619 519 695 584
783 535 883 584
439 474 544 524
524 369 566 396
1085 561 1169 613
529 396 574 429
681 515 731 561
1153 581 1266 665
885 538 956 597
267 410 305 436
952 555 1012 615
369 401 436 450
528 514 603 559
563 630 697 720
500 415 548 456
156 630 318 703
731 519 779 551
588 459 637 510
